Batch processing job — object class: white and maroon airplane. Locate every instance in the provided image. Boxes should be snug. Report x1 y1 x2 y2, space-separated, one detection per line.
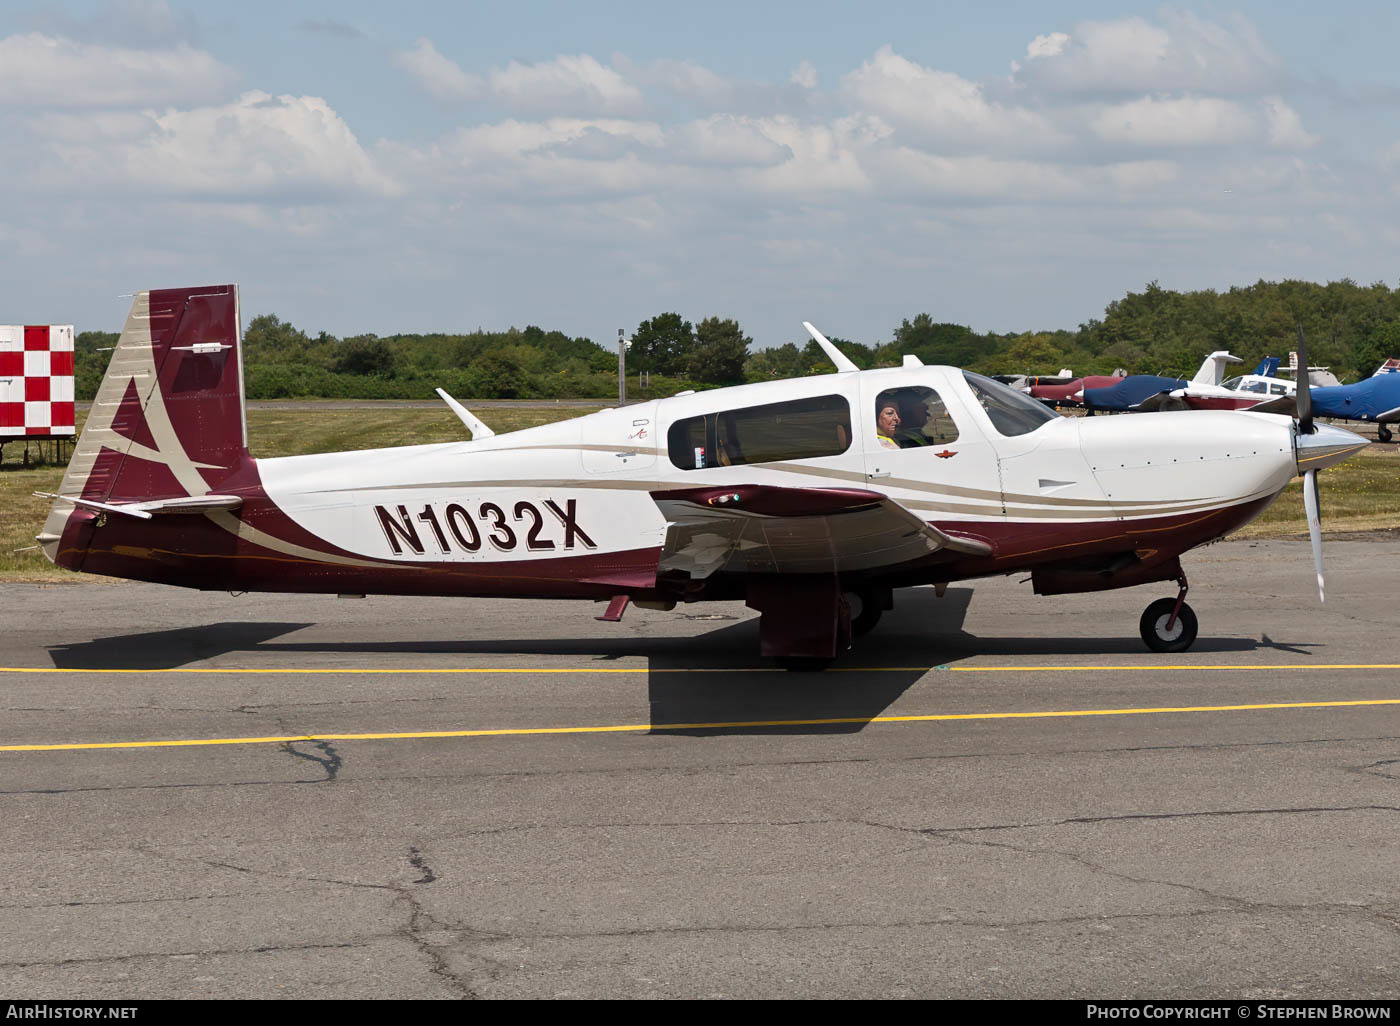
37 285 1368 668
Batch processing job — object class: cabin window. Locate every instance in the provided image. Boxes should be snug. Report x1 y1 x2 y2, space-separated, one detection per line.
962 371 1057 436
1240 380 1267 394
1270 383 1289 395
872 386 959 450
667 394 852 470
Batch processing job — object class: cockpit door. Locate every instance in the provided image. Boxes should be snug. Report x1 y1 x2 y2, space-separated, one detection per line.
858 369 1006 525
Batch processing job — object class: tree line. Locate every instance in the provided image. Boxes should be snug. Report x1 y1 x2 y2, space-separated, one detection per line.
71 278 1400 401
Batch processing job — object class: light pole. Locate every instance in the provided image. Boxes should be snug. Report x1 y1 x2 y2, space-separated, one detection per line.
617 328 630 406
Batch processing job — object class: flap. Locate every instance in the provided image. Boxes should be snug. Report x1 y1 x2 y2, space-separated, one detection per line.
651 483 991 579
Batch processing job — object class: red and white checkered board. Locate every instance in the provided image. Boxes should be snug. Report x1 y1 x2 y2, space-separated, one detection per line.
0 325 75 438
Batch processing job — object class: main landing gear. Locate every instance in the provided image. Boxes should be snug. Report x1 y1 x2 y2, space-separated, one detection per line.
1377 423 1392 444
1139 572 1198 653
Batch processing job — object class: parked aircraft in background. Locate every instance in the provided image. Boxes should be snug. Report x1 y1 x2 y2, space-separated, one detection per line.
1028 370 1126 408
1135 356 1293 413
1083 350 1245 414
1252 360 1400 442
993 369 1075 391
37 286 1368 667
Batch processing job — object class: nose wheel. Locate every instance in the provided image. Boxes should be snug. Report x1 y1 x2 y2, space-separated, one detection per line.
1139 574 1198 653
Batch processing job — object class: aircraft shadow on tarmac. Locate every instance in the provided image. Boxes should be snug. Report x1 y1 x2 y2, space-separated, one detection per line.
44 588 1322 736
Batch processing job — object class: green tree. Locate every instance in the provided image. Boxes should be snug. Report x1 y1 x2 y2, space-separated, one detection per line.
688 317 751 385
892 315 988 366
333 335 396 377
632 313 694 376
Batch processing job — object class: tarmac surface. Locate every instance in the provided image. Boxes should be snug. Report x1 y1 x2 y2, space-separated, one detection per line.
1 537 1397 999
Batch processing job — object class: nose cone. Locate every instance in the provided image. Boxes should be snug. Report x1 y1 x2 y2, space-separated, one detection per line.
1296 423 1369 475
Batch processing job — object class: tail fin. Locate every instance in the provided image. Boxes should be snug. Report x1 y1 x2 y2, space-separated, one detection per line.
39 284 248 567
1190 350 1244 386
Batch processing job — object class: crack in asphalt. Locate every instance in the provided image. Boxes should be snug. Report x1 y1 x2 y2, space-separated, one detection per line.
0 941 362 970
279 739 342 782
915 804 1400 835
112 843 483 998
0 891 264 910
408 846 437 885
446 903 1398 945
4 735 1398 799
1350 758 1400 781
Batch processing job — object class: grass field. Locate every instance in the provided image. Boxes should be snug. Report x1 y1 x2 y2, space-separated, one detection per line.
1 405 1395 580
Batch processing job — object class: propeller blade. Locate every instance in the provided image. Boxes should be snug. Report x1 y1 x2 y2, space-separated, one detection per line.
1295 320 1314 435
1303 468 1324 602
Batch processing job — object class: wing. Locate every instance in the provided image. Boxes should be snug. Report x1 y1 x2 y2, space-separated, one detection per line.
650 484 992 579
1130 390 1188 413
1249 395 1297 415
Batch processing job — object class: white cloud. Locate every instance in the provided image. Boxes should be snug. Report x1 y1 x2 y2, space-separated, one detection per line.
393 43 644 115
1091 95 1258 147
630 57 735 106
1014 12 1282 97
669 115 792 167
390 38 480 102
743 115 889 194
1263 98 1318 149
842 46 1062 148
488 54 643 115
1026 32 1069 60
0 32 236 108
448 118 664 161
790 61 818 90
44 91 398 199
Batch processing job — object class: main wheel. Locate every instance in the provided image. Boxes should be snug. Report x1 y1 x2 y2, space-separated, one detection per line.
843 590 883 637
1139 598 1198 653
1378 423 1393 443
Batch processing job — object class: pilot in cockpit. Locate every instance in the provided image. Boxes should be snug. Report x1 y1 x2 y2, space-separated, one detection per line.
875 394 901 449
894 390 932 448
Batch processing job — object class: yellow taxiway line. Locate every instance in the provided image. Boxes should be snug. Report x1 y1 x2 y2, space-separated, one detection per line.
3 698 1399 753
3 663 1400 675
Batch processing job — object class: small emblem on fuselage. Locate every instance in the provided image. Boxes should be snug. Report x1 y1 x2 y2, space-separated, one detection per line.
935 449 958 459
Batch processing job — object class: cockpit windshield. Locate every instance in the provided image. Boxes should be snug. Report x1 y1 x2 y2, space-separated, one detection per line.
962 371 1058 436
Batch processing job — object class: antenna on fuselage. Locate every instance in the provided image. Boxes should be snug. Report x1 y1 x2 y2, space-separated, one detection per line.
802 321 859 373
435 388 496 439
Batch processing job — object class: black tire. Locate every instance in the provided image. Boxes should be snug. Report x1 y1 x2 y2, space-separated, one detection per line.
843 590 884 637
777 656 835 672
1378 424 1393 443
1139 598 1198 653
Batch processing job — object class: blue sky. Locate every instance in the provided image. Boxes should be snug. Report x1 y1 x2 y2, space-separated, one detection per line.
2 1 1398 351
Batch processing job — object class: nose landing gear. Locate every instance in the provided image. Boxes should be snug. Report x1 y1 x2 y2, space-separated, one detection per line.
1140 572 1198 653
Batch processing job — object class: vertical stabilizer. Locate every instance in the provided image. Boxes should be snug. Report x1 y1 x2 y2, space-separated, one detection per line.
39 285 247 567
1191 350 1243 386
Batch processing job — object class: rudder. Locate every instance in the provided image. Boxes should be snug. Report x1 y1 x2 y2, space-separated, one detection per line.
38 284 248 568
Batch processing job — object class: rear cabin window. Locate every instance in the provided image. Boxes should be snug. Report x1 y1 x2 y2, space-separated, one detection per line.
667 394 852 470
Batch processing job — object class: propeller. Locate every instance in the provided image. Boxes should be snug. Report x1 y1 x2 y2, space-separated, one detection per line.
1295 320 1323 601
1289 322 1370 602
1295 321 1314 437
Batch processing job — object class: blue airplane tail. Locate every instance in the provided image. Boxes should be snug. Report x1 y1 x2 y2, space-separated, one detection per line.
1251 356 1280 377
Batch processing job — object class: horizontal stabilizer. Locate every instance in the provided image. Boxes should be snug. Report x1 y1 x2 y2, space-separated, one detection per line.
35 492 243 520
